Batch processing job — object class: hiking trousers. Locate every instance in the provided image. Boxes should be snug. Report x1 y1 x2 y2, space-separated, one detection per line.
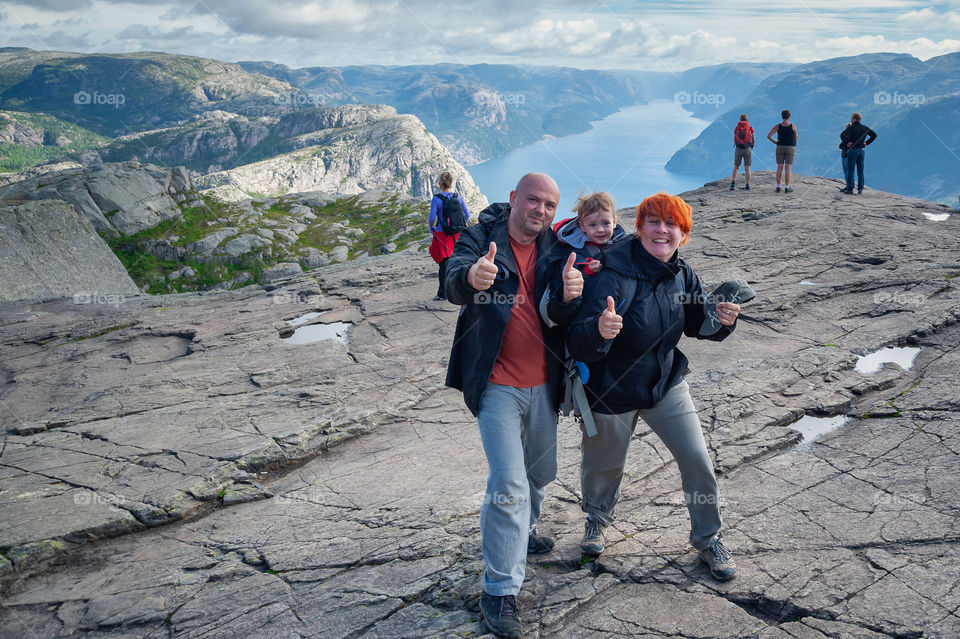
477 382 558 595
580 380 722 551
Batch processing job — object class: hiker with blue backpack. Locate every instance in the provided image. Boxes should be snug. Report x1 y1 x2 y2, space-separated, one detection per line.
429 171 470 300
565 192 752 582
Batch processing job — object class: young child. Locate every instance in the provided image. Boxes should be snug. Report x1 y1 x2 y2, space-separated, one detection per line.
544 192 627 327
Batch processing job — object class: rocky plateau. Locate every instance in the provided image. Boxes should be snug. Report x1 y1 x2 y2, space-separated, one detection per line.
1 173 958 638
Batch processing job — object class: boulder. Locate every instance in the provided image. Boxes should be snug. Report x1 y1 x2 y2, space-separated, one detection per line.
261 262 303 282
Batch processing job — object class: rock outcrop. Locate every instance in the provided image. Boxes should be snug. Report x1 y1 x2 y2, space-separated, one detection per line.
1 173 958 638
0 200 138 302
0 162 194 235
195 108 488 213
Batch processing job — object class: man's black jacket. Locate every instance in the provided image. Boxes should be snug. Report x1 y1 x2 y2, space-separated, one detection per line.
444 203 581 416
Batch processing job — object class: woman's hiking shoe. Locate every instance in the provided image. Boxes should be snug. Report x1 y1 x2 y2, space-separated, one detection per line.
580 517 605 556
527 533 555 554
480 592 523 638
698 537 737 581
730 182 735 190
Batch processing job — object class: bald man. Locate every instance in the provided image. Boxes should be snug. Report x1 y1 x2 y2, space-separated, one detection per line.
445 173 583 638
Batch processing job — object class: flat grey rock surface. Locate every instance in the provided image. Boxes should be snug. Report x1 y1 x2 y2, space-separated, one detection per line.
1 174 959 637
0 200 139 303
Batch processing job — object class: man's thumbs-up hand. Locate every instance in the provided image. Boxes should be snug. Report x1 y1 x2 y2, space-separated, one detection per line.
468 242 499 291
562 252 584 302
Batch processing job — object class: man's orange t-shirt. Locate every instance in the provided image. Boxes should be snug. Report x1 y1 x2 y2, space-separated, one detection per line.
488 237 550 388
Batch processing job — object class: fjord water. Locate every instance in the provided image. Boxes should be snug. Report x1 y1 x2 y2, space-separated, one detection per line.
468 100 712 211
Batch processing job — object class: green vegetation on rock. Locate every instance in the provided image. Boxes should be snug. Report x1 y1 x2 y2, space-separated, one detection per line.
103 190 430 294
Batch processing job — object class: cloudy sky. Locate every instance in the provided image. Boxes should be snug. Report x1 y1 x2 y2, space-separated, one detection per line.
2 0 959 70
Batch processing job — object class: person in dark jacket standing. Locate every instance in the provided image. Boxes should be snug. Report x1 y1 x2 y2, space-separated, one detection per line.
766 109 798 193
444 172 583 638
429 171 470 300
566 192 741 582
840 113 878 194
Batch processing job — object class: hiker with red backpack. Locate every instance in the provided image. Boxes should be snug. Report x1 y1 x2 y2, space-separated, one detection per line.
429 171 470 300
730 114 755 191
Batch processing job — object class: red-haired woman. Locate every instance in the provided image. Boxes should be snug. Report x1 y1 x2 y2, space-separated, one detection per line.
566 192 741 581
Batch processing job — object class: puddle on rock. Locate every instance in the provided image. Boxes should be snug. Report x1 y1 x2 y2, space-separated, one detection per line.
855 346 921 374
283 312 351 345
790 415 853 449
922 212 950 222
799 280 819 286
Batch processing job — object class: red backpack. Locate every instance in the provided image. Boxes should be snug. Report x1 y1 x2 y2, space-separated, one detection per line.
734 121 754 147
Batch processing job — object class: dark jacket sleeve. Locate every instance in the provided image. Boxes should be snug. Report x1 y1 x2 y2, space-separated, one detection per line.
865 127 878 146
681 266 735 342
566 268 624 362
443 225 486 305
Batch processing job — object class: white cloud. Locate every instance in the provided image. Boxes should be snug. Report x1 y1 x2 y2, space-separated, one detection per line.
0 0 957 70
898 8 960 27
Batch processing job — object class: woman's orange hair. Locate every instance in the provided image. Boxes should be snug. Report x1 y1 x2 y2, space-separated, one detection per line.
634 192 693 245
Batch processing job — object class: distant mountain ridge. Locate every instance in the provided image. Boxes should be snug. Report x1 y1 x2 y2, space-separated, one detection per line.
666 52 960 205
238 60 790 165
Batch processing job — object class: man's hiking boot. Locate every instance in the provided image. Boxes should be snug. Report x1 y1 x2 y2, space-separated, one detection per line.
784 186 792 193
480 592 523 638
744 184 750 190
775 185 781 193
527 533 555 554
729 181 735 190
698 537 737 581
580 517 605 556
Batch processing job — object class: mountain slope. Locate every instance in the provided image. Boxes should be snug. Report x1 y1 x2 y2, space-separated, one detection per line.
0 50 298 137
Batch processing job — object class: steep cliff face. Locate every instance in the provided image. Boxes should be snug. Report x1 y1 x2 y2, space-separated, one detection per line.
196 109 488 213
